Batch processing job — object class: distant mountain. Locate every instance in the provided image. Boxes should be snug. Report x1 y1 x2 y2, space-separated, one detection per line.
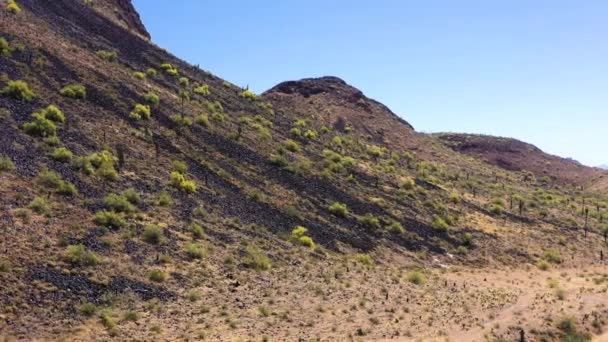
599 165 608 170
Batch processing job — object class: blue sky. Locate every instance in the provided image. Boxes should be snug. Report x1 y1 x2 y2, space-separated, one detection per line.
133 0 607 166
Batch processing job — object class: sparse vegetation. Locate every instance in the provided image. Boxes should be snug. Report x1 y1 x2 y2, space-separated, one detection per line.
66 245 99 267
129 103 151 120
243 245 271 271
328 202 349 218
291 226 316 249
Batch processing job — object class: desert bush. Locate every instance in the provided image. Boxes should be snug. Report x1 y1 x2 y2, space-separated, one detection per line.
356 253 373 266
50 147 73 162
94 210 126 229
194 84 210 96
357 213 380 229
185 243 206 259
160 63 178 76
79 303 98 317
188 222 204 239
0 155 15 172
239 89 257 101
6 0 21 14
146 68 157 77
290 127 302 136
544 249 562 264
121 188 141 205
23 113 56 138
406 270 425 285
104 193 137 213
143 225 164 244
2 80 35 101
243 245 271 271
60 84 86 99
145 92 159 105
283 139 300 152
557 316 591 341
66 244 99 267
156 191 173 206
537 259 550 270
401 178 415 190
328 202 349 218
269 154 288 167
96 50 117 62
129 104 151 121
170 171 197 193
431 216 449 232
37 170 77 196
148 269 167 282
291 226 316 249
386 220 405 234
28 196 50 216
133 71 146 80
195 113 210 128
170 114 193 128
1 37 10 57
303 129 318 140
179 77 189 87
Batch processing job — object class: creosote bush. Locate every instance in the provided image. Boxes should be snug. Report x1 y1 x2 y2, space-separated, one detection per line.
37 169 77 196
406 270 425 285
188 222 204 239
129 103 151 121
239 89 257 101
148 269 167 282
28 196 51 216
2 80 35 101
356 253 373 266
386 220 405 234
0 155 16 172
357 213 380 229
60 84 86 99
431 216 449 232
328 202 349 218
66 244 99 267
291 226 315 249
0 37 10 57
143 225 164 244
94 210 126 230
185 243 206 259
194 84 210 96
145 92 159 105
50 147 73 162
243 245 271 271
23 105 66 137
170 162 197 193
96 50 117 62
7 0 21 14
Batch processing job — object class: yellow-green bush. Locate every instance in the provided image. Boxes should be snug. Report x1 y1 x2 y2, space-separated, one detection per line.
2 80 35 101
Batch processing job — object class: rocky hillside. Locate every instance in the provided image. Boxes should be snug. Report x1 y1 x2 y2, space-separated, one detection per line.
1 1 607 341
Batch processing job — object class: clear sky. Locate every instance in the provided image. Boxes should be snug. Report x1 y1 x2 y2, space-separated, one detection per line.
133 0 607 166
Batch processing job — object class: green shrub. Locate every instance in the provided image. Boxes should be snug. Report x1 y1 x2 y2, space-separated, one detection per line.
303 129 318 140
2 80 35 101
60 84 86 99
328 202 349 218
146 68 157 77
99 310 115 330
188 223 204 239
489 204 503 215
239 89 257 101
243 245 271 271
44 105 65 123
406 271 425 285
50 147 73 162
194 84 210 96
156 191 173 206
386 220 405 234
37 170 77 196
66 244 99 267
104 193 137 213
170 114 193 128
170 171 197 193
431 216 449 232
283 139 300 152
6 0 21 14
28 196 50 216
148 269 166 283
160 63 178 76
290 127 302 137
79 302 98 317
0 155 15 172
121 188 141 204
123 311 138 322
291 226 316 249
129 103 151 120
133 71 146 80
195 113 210 128
544 249 562 264
269 154 288 167
0 37 10 57
356 253 373 266
357 213 380 229
96 50 117 62
23 111 57 137
142 225 164 244
557 316 591 341
537 259 550 270
94 210 126 230
145 92 159 105
185 243 206 259
179 77 189 87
